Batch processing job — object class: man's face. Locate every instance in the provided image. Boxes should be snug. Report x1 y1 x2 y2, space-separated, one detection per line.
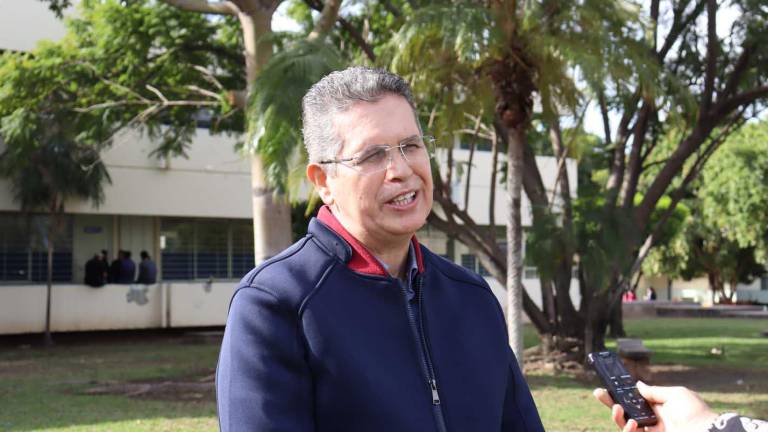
314 94 433 248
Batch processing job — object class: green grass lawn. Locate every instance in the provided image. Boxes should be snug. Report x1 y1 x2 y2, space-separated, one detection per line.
1 318 766 431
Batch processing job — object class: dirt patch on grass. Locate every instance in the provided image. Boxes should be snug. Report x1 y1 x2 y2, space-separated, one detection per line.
650 364 768 394
525 359 768 396
79 369 216 402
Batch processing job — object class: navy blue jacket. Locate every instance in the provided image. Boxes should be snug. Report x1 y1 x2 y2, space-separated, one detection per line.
216 209 544 431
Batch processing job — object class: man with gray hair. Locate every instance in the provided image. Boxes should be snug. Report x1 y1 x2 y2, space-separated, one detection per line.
216 66 544 431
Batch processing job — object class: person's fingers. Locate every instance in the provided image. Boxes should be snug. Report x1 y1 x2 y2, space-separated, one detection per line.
612 404 627 429
593 388 615 408
622 419 638 432
636 381 669 404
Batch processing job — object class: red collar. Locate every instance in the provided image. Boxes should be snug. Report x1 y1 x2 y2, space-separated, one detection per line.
317 205 425 276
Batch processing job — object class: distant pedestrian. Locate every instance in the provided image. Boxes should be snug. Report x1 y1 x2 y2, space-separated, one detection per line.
646 286 657 301
136 250 157 285
622 290 637 302
84 253 106 287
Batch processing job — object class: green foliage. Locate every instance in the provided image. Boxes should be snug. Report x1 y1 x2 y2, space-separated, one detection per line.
700 122 768 259
572 195 634 290
0 108 111 212
386 4 496 143
245 40 344 194
643 121 768 284
2 0 246 160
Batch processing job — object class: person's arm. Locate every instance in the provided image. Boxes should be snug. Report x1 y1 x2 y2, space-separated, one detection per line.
501 349 545 432
594 381 766 432
216 285 315 432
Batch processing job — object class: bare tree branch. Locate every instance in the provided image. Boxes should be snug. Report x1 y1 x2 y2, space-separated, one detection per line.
657 0 707 62
719 44 754 101
620 101 652 208
597 87 611 146
160 0 238 15
462 111 483 212
701 0 718 114
713 86 768 119
304 0 376 62
308 0 343 41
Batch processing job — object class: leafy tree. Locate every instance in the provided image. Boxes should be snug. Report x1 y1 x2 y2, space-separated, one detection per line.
34 0 346 264
644 121 768 302
383 0 768 358
0 107 110 345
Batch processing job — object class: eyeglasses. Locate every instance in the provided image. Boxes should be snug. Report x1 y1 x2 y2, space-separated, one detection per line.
319 135 435 175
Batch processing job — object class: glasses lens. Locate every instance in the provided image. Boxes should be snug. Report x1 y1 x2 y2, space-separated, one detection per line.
353 136 434 175
355 146 389 173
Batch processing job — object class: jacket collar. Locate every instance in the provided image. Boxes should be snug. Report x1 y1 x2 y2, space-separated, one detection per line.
312 205 425 276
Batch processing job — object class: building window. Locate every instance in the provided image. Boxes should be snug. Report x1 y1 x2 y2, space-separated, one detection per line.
196 220 228 279
460 254 477 272
0 214 73 283
231 221 255 278
762 276 768 291
160 218 254 281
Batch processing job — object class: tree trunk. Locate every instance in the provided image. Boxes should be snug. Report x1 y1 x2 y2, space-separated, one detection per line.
239 8 294 264
506 126 525 366
251 158 293 262
44 228 54 347
585 292 609 354
607 295 626 338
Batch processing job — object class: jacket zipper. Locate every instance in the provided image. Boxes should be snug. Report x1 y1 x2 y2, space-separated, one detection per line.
401 274 449 432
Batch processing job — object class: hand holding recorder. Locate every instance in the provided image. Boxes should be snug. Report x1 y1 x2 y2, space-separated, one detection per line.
593 381 718 432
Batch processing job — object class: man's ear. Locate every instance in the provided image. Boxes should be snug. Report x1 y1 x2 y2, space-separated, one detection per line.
306 163 335 205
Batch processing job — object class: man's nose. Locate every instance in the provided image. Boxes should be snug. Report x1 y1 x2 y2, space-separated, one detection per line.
385 147 413 177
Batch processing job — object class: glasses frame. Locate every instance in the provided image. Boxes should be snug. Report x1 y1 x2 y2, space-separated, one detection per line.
319 135 435 175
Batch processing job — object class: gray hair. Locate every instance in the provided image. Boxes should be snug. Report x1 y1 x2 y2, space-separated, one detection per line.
302 66 421 172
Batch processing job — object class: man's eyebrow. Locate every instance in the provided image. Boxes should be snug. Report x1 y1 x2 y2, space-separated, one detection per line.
398 135 420 144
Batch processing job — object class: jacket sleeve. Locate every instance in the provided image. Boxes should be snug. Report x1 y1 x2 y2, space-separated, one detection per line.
501 349 545 432
709 413 768 432
216 285 315 432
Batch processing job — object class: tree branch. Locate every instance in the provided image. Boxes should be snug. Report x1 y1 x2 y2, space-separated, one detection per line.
620 101 652 208
712 86 768 119
160 0 238 15
304 0 376 62
463 111 483 212
597 87 611 146
719 44 754 101
307 0 342 41
700 0 718 114
657 0 707 62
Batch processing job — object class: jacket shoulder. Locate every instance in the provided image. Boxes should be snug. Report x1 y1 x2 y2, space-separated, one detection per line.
421 246 488 287
233 234 337 309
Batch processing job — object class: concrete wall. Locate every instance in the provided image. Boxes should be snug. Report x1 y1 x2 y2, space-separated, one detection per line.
0 129 253 220
0 281 235 335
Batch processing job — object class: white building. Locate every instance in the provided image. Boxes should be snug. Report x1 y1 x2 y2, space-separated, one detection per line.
0 0 580 335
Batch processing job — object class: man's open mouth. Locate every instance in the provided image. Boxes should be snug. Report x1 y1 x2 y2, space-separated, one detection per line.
389 191 416 206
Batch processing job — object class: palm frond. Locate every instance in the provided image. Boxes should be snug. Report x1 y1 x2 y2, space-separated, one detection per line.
245 39 344 194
